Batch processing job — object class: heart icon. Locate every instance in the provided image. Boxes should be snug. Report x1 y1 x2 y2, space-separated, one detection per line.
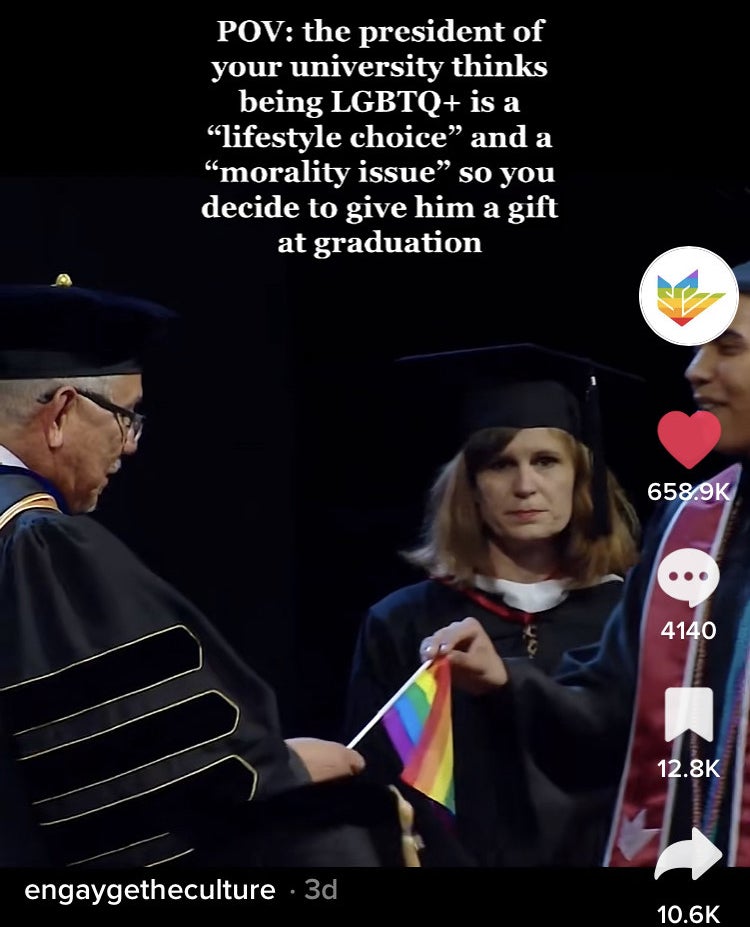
657 411 721 468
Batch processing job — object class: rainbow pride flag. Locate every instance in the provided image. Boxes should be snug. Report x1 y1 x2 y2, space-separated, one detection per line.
382 658 455 813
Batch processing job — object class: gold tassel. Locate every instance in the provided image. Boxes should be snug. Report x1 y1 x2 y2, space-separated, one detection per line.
389 785 424 867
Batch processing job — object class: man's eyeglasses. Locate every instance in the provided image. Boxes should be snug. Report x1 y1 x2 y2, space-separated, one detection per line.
38 388 145 444
78 390 145 444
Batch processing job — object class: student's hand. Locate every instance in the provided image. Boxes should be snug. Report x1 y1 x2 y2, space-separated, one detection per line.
285 737 365 783
419 617 509 695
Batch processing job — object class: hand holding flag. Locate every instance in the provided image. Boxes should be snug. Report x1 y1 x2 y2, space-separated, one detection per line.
420 617 509 694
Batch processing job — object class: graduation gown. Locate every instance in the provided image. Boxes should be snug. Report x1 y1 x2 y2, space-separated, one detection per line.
0 467 404 868
505 464 750 866
344 574 626 867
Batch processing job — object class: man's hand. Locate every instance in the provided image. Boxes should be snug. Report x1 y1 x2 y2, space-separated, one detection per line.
419 617 508 695
285 737 366 783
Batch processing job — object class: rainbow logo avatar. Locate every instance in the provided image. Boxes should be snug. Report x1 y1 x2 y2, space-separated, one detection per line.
657 270 725 326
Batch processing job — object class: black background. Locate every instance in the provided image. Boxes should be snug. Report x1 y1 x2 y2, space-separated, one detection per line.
1 6 748 796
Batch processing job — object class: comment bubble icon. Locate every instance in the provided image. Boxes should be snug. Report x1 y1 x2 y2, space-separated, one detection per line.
657 548 720 607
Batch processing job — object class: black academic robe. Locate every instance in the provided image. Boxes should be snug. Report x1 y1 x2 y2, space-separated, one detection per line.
344 575 625 867
0 467 403 868
505 479 750 863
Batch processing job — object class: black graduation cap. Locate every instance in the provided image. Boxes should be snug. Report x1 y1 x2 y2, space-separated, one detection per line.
396 343 645 537
0 274 175 379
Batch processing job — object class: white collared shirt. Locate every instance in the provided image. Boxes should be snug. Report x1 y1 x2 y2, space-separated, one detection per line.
473 572 623 612
0 445 29 469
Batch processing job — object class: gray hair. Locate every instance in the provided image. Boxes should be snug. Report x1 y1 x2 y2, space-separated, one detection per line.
0 376 118 428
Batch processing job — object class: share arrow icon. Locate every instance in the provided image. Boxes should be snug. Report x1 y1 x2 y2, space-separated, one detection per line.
654 828 722 880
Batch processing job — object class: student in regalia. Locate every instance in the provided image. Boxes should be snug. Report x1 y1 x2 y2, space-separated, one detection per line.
420 259 750 868
344 344 643 866
0 275 417 868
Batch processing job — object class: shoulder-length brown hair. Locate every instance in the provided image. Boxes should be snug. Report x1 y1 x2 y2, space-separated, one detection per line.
403 427 640 587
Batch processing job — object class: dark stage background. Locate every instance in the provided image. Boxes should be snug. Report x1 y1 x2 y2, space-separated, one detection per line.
1 13 748 748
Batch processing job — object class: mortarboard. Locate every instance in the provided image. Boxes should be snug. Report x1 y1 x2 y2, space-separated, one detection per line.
0 274 175 379
396 343 646 538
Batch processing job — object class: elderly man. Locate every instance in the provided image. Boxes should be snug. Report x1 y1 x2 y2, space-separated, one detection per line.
0 276 411 868
420 258 750 867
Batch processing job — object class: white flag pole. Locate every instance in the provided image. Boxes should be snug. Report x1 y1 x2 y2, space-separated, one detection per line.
346 658 435 750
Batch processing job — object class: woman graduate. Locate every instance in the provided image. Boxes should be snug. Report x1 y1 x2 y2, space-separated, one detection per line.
343 343 643 867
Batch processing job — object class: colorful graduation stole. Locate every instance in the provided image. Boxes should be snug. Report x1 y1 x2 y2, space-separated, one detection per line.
605 463 750 866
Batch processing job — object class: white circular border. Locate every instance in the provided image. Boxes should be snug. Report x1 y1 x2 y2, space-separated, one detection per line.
639 246 739 346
